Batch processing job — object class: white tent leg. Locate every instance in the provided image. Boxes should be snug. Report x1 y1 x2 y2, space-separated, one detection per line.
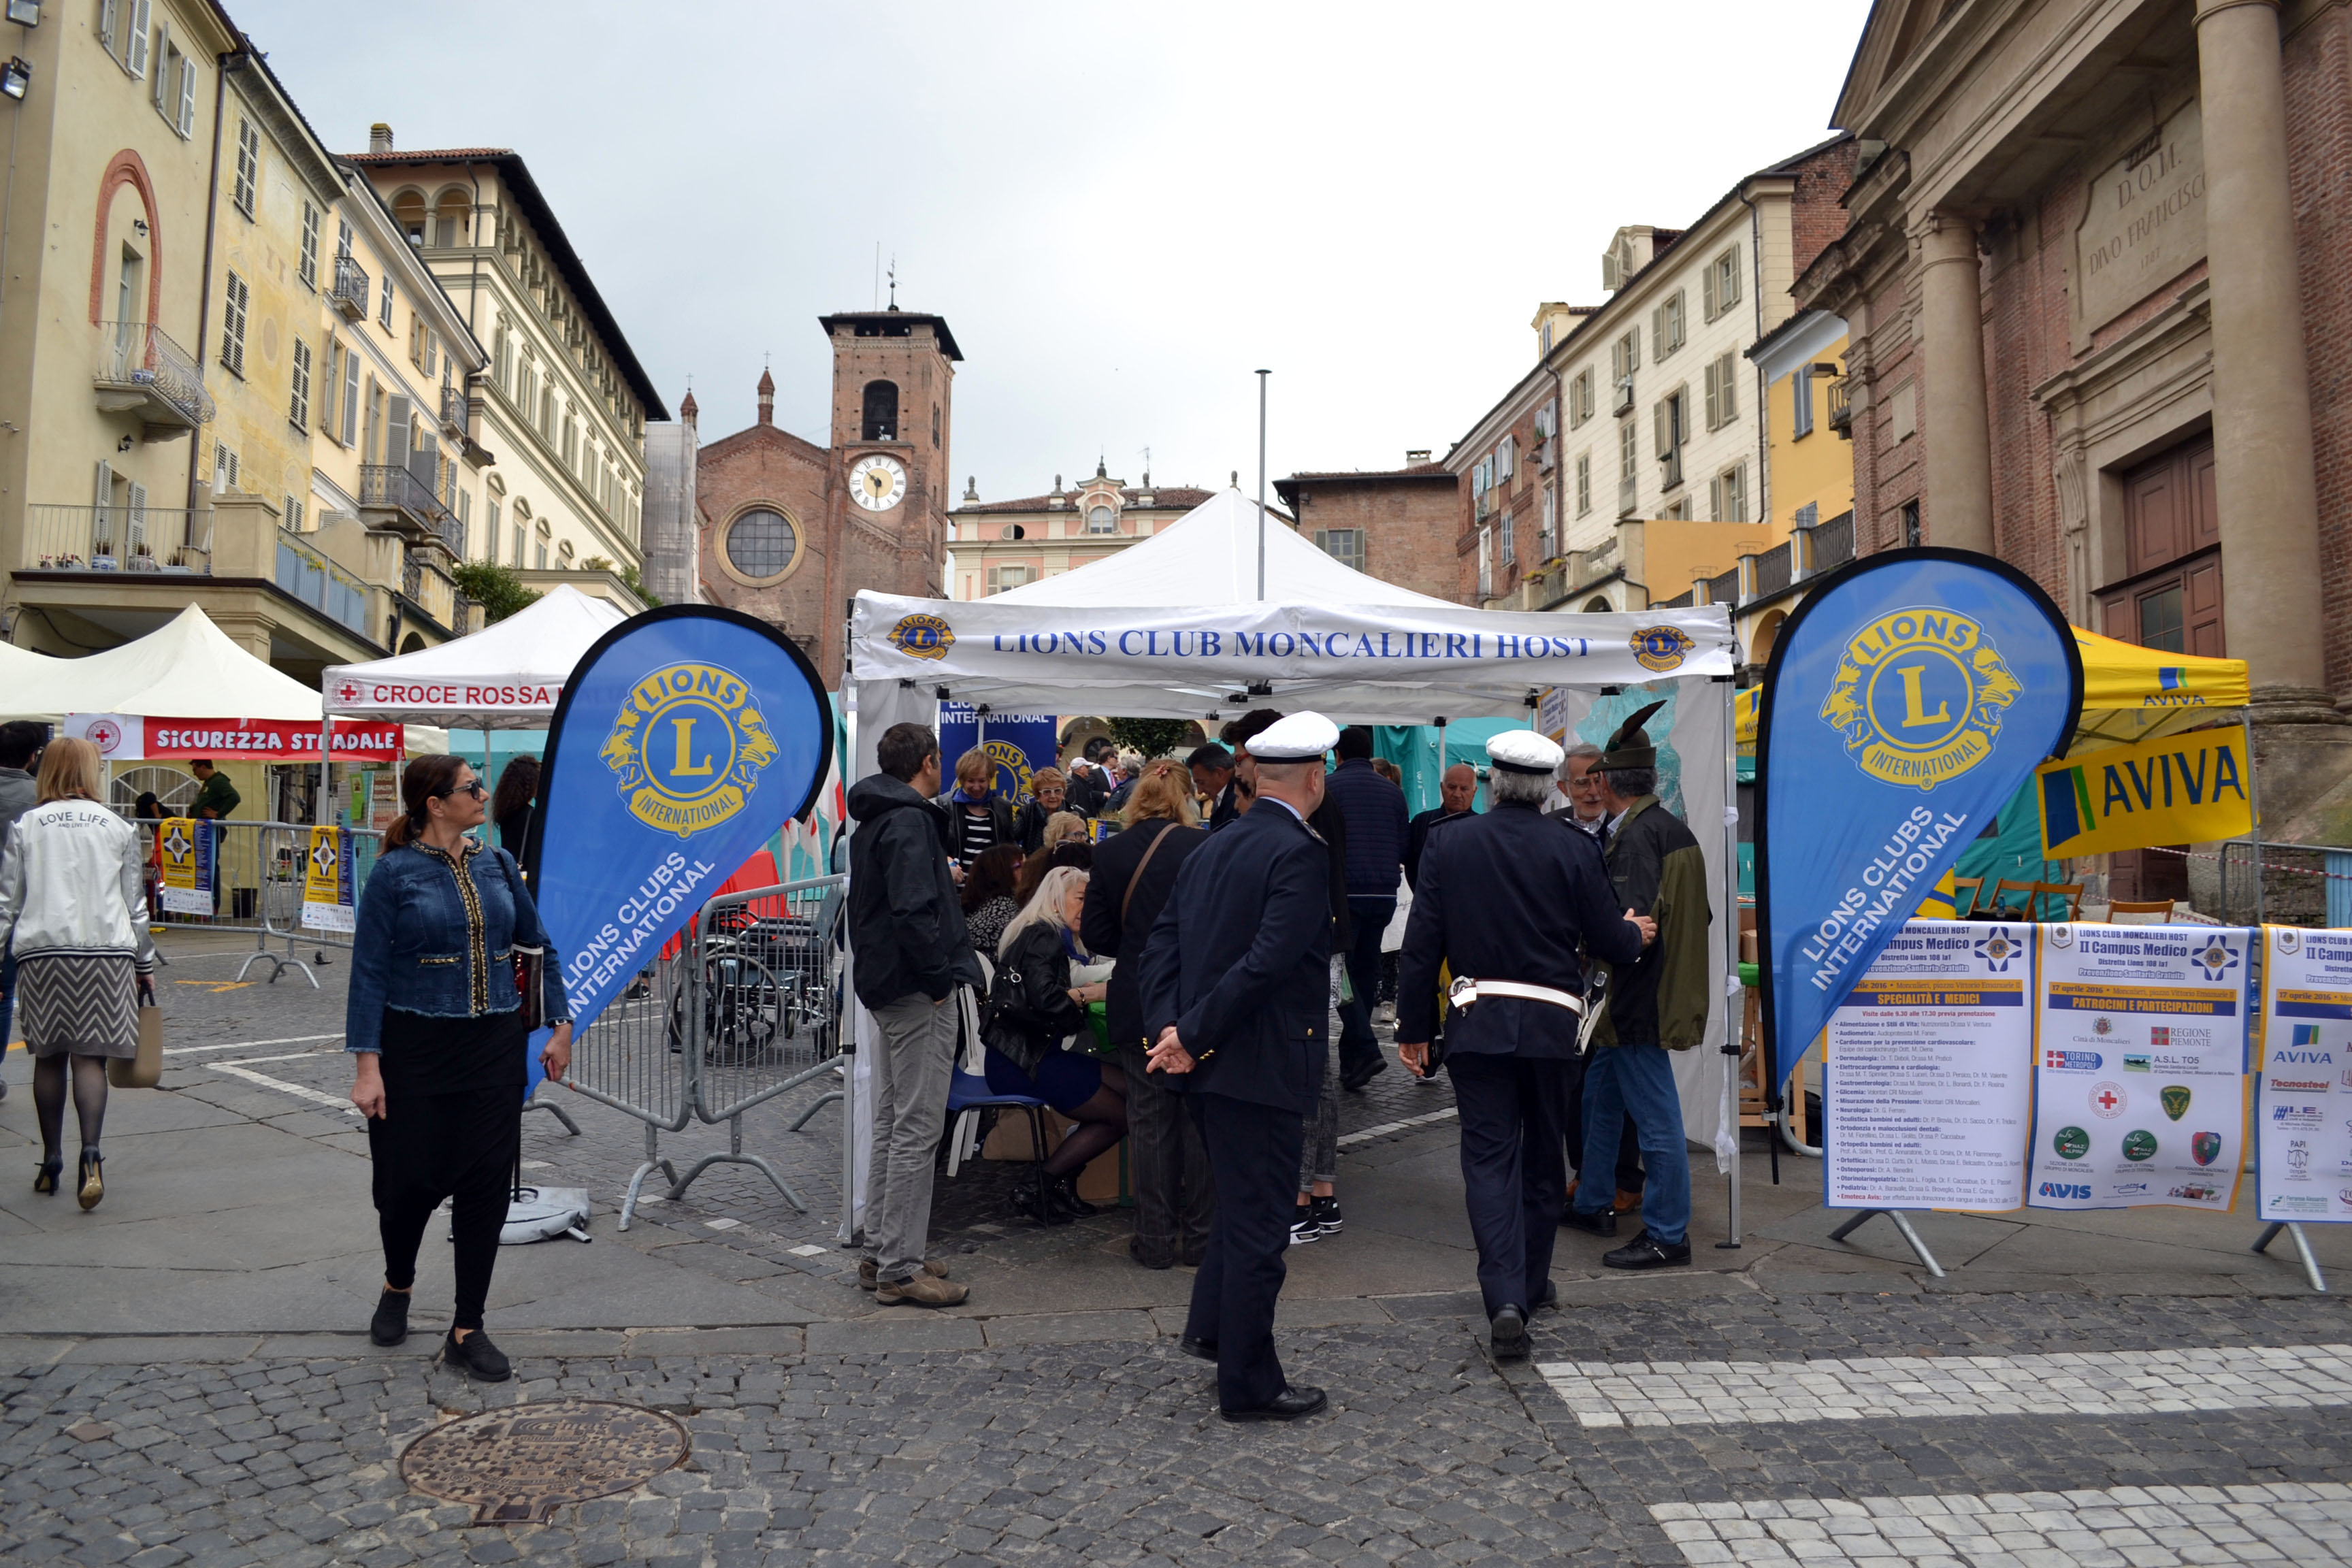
1720 676 1742 1249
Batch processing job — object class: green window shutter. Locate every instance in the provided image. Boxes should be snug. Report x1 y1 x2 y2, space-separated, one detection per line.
1719 354 1737 421
1702 262 1717 322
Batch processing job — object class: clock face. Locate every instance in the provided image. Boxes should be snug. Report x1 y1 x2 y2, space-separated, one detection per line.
851 455 908 512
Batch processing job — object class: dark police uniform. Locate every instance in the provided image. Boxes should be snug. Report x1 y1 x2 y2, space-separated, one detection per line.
1137 796 1330 1414
1398 796 1644 1322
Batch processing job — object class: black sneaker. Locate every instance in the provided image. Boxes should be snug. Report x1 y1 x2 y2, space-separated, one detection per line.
1560 1206 1618 1239
1489 1304 1529 1361
441 1330 512 1382
1288 1207 1322 1246
1309 1196 1343 1236
370 1288 411 1347
1340 1058 1387 1092
1603 1233 1692 1271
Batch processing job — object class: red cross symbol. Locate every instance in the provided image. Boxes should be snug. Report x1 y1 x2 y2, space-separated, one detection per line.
335 683 360 702
2095 1089 2122 1114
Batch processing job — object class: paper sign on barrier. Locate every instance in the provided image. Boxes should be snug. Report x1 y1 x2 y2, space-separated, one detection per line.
157 817 212 915
2255 926 2352 1224
299 826 355 934
2026 924 2255 1213
1825 919 2036 1213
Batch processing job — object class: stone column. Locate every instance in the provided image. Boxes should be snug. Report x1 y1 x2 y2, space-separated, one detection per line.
2196 0 2334 717
1915 214 1995 554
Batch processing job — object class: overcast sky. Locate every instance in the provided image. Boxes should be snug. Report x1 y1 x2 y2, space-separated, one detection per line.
238 1 1873 504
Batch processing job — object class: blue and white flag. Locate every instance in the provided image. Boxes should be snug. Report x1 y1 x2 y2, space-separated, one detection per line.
1756 550 2080 1092
525 607 833 1053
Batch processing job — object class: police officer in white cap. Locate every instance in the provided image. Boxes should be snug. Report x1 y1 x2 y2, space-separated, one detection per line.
1395 728 1654 1360
1138 710 1340 1421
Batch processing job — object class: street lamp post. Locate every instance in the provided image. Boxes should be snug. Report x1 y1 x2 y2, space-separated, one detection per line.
1256 369 1269 602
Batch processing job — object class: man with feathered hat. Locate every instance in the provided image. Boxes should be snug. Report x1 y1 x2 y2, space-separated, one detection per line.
1561 700 1713 1269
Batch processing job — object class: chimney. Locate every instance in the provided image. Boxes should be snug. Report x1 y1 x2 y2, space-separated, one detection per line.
1406 449 1432 464
755 368 774 426
369 123 393 154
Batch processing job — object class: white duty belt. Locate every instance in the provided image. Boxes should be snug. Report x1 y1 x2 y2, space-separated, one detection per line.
1448 976 1583 1014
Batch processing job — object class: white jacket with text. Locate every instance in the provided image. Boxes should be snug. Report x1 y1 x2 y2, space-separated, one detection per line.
0 800 159 970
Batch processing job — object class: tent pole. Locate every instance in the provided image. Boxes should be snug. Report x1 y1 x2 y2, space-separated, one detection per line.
1719 675 1742 1249
2242 712 2264 925
1255 369 1269 602
318 715 332 828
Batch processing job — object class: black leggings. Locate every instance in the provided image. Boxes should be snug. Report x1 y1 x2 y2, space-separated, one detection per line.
368 1084 520 1333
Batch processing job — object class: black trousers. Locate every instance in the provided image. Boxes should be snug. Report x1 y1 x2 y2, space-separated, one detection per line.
1448 1052 1568 1320
1184 1092 1305 1413
1560 1053 1644 1194
1119 1043 1215 1268
369 1083 521 1333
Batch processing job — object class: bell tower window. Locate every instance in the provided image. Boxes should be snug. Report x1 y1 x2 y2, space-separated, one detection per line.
862 380 898 442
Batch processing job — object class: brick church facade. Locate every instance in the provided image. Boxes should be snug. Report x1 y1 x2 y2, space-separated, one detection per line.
687 310 961 679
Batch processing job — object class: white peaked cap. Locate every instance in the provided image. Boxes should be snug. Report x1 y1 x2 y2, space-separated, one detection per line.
1247 711 1341 761
1486 728 1565 775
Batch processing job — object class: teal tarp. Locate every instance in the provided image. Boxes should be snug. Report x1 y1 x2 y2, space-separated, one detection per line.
1373 721 1516 816
1952 772 2069 918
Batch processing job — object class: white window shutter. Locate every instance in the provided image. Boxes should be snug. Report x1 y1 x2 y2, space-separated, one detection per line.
151 27 169 110
1720 355 1737 421
127 0 150 77
100 0 118 49
1651 304 1665 355
1654 399 1669 457
178 56 197 135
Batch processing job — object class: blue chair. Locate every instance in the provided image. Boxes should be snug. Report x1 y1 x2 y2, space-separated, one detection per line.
944 1068 1053 1226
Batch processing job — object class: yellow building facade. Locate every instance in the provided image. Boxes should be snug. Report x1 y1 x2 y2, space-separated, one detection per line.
1738 308 1856 664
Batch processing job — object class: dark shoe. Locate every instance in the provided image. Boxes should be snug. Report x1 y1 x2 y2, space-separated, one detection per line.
442 1330 511 1382
1603 1233 1692 1271
1008 1181 1071 1226
76 1149 103 1211
1560 1206 1617 1239
1222 1385 1328 1422
370 1289 411 1347
1489 1305 1528 1361
1309 1196 1343 1236
1128 1239 1174 1270
858 1257 949 1292
32 1156 61 1195
1533 1279 1560 1311
1288 1207 1322 1247
1340 1058 1386 1092
1045 1174 1098 1220
1178 1335 1218 1362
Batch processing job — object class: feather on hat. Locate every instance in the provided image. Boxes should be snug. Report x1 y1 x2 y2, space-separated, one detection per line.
1599 700 1667 770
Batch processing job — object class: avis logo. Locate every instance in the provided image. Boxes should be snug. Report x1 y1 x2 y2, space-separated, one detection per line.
2038 1181 2093 1200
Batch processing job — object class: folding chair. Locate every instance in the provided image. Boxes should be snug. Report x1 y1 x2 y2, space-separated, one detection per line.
944 1069 1054 1228
2107 898 2178 925
1991 879 2082 921
1948 875 1985 918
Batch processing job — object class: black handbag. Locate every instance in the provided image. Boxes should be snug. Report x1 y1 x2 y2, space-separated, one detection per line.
497 850 549 1030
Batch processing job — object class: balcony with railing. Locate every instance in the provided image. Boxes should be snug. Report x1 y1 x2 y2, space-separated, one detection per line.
1826 376 1852 438
439 384 468 438
1705 567 1740 606
1812 509 1855 572
331 254 370 321
22 504 212 572
276 528 372 636
93 321 214 431
402 549 457 631
359 464 462 553
1752 540 1793 599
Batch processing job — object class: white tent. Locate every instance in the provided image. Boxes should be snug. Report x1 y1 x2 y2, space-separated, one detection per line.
991 489 1455 610
321 584 628 729
5 604 321 720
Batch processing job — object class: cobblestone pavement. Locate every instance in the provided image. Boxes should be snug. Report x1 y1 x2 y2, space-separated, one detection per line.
3 1292 2349 1568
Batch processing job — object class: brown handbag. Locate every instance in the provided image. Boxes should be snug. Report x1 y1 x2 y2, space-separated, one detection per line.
108 1001 164 1089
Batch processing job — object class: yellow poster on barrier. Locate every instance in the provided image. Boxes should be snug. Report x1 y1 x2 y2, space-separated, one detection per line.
157 817 211 915
2036 728 2253 859
300 826 355 933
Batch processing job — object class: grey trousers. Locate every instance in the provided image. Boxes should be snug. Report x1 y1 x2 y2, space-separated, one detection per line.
1118 1041 1215 1267
1299 956 1345 1191
866 993 956 1281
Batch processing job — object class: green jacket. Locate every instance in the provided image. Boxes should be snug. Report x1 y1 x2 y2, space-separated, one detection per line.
192 772 240 819
1590 794 1712 1050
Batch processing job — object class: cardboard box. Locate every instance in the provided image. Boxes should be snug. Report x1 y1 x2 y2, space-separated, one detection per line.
979 1105 1128 1204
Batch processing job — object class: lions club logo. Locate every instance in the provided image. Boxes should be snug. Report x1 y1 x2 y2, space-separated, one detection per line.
2276 928 2301 956
1630 625 1695 674
1817 607 2022 791
1974 928 2020 973
601 662 779 840
888 613 955 662
2192 936 2239 983
983 738 1033 800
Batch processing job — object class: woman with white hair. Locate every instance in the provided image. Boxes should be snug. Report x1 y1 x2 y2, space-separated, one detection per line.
981 864 1128 1222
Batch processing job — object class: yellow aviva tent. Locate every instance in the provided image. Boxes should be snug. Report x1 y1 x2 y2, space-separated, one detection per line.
1737 629 2249 755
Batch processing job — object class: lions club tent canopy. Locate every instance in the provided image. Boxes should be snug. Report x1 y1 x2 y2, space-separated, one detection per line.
321 584 628 729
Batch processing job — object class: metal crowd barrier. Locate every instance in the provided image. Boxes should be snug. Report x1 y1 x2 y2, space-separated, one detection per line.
566 872 847 1228
243 823 387 986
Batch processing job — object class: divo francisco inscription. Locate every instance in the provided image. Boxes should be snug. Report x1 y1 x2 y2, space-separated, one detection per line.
2074 103 2206 336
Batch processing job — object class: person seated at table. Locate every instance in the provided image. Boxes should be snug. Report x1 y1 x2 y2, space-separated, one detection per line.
1013 768 1067 853
960 844 1024 958
983 866 1124 1224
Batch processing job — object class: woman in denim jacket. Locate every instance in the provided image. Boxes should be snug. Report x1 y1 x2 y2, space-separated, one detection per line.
346 753 573 1381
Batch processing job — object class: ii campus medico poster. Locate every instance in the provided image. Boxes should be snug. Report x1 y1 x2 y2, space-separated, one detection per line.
1825 921 2036 1212
2257 926 2352 1224
2027 924 2255 1212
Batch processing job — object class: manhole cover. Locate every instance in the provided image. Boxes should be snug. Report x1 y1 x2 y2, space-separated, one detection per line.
399 1400 688 1524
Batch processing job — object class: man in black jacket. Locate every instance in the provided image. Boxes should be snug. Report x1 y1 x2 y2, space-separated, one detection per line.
847 723 982 1309
1188 743 1239 833
1140 713 1339 1422
1080 778 1210 1269
1062 738 1115 819
1397 730 1652 1359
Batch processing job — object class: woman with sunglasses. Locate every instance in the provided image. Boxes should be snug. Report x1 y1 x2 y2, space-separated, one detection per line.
346 754 573 1381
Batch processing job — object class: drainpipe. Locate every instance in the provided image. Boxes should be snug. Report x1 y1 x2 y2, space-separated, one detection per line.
186 49 241 523
1742 187 1767 542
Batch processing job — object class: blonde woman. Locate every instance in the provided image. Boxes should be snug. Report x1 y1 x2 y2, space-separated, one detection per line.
980 864 1126 1222
0 738 158 1208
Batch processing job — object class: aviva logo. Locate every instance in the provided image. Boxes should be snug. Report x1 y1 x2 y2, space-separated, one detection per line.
601 662 780 839
1818 607 2021 792
2036 730 2251 860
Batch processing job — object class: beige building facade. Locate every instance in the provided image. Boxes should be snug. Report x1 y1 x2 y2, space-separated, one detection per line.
947 465 1213 599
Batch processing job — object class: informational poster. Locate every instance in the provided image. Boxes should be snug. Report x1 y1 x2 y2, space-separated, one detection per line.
157 817 212 916
1825 920 2036 1212
2027 924 2255 1212
2255 926 2352 1224
299 826 355 934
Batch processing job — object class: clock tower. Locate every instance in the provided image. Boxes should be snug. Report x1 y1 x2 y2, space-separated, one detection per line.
821 308 961 619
